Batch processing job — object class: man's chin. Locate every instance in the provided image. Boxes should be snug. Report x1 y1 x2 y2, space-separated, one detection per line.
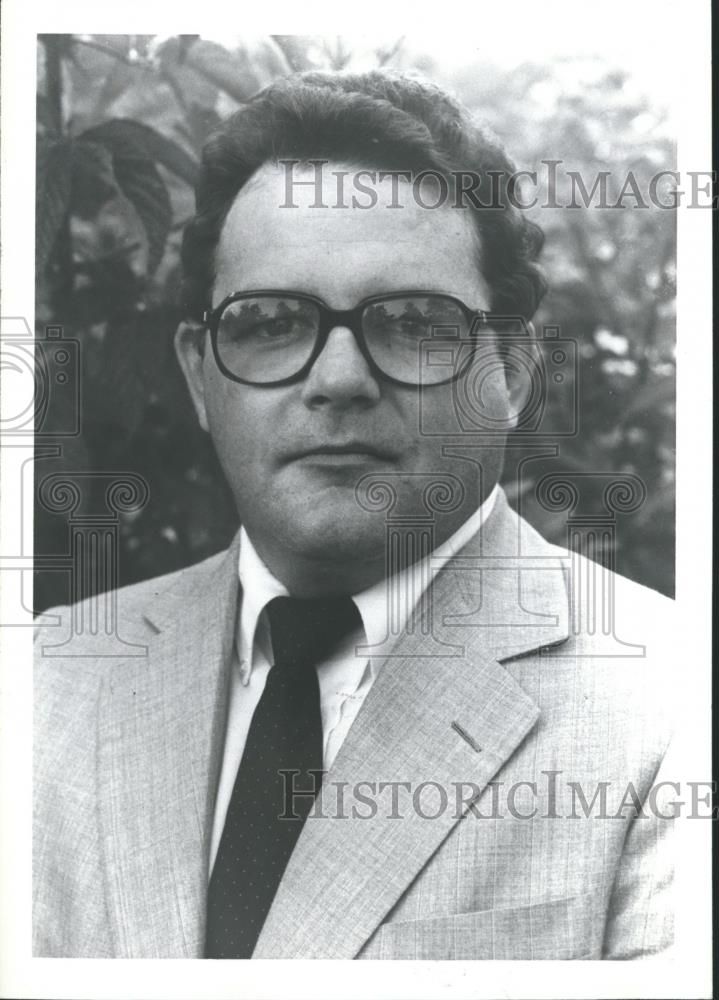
283 509 386 564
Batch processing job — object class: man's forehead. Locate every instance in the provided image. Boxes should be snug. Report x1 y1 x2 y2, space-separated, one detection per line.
214 160 485 304
223 160 474 233
240 159 466 211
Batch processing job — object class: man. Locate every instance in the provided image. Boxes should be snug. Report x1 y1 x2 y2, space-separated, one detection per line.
34 70 675 960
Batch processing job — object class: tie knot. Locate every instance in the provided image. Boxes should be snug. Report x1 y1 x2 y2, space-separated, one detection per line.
266 595 362 670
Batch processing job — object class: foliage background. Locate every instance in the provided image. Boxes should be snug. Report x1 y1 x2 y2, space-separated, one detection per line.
34 34 676 610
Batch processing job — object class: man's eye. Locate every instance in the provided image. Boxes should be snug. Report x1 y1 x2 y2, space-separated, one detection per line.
392 316 429 337
237 317 302 340
254 318 294 338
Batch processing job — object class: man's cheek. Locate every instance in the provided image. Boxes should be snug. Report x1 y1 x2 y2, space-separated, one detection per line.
206 387 253 439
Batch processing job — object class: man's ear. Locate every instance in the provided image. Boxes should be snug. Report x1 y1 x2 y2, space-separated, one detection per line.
174 320 211 432
502 321 540 431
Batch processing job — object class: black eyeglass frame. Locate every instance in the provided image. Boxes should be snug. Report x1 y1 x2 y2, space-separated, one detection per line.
202 289 492 388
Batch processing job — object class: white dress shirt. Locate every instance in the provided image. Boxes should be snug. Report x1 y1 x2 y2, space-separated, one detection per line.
209 485 498 873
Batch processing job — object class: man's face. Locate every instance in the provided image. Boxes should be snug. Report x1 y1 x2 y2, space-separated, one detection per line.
177 162 516 594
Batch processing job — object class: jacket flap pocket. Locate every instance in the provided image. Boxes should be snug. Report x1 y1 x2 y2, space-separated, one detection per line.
364 893 597 960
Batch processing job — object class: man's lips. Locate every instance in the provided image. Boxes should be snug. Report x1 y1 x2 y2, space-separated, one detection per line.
284 442 396 463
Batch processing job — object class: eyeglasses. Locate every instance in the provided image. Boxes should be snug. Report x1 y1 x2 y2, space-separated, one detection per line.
202 290 491 388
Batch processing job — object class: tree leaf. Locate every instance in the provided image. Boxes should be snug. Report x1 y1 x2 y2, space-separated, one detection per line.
257 37 294 77
151 36 220 111
90 58 144 121
176 34 201 63
36 94 59 136
111 154 171 274
270 35 318 72
69 139 117 219
80 118 199 187
183 40 262 103
178 103 223 149
36 140 73 272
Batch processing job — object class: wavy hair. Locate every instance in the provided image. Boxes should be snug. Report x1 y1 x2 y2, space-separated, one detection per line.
181 70 547 326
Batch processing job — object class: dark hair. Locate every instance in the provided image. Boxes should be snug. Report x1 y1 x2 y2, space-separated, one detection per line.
181 70 547 324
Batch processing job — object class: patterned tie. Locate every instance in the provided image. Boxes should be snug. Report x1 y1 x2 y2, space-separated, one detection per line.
204 594 362 959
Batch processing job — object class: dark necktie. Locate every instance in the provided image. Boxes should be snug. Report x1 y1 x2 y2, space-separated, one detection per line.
204 594 362 959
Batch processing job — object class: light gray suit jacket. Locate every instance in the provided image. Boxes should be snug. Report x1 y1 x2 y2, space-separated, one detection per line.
33 490 675 959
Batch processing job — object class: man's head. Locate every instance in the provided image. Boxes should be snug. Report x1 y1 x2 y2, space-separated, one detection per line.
175 71 547 595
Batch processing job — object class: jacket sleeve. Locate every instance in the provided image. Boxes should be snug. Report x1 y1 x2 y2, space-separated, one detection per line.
601 734 676 959
33 610 115 957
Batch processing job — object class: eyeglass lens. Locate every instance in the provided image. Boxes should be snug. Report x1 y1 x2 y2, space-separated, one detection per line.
215 294 474 385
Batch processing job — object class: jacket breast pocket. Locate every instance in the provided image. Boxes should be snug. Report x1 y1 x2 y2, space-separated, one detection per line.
360 893 600 960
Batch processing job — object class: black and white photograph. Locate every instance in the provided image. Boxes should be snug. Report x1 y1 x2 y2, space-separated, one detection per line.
0 2 712 998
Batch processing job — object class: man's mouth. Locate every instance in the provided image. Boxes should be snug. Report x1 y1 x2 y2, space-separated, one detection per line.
286 442 396 463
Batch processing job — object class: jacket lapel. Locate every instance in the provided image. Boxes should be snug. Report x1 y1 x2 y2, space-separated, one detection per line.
98 535 241 957
253 491 569 958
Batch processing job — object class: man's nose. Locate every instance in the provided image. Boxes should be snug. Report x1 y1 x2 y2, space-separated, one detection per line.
300 325 381 408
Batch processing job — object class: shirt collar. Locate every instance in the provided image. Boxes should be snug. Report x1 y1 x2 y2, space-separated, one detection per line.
237 484 498 678
237 527 289 680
